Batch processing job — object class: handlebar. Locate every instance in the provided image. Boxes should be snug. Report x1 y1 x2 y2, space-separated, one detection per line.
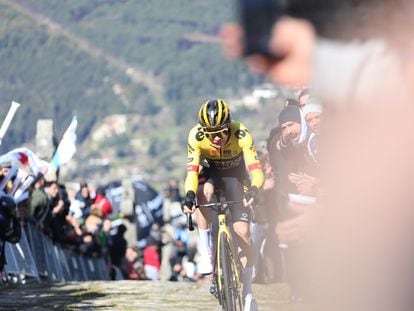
197 200 242 208
187 214 194 231
186 200 242 231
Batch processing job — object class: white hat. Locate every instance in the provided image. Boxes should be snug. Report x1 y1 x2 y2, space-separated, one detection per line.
302 97 323 117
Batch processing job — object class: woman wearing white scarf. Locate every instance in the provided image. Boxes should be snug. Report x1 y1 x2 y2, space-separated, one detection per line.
278 104 309 148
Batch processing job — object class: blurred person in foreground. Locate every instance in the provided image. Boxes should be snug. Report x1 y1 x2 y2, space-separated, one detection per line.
220 1 414 310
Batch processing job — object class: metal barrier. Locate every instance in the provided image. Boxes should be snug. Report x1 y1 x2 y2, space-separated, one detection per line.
25 223 48 278
4 229 40 282
4 222 110 282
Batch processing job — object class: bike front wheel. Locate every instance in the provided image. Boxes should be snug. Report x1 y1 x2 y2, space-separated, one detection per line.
218 233 243 311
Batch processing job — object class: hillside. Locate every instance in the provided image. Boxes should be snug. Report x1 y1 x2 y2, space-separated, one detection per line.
0 0 288 189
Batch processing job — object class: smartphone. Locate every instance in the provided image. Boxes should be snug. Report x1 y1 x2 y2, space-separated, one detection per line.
238 0 284 58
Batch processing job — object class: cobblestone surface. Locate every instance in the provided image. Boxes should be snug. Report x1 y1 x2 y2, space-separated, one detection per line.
0 280 310 310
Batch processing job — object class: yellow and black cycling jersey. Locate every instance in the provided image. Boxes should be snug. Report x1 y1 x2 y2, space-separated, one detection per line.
184 121 264 194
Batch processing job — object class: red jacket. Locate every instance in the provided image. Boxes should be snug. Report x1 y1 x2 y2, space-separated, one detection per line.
143 245 160 270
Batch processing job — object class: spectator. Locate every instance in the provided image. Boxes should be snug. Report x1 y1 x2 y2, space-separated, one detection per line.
68 186 84 221
0 162 13 193
169 262 185 282
302 97 323 164
64 213 84 247
267 105 313 216
84 205 103 233
164 179 182 203
108 224 127 268
0 194 20 275
44 181 70 243
147 223 164 265
93 186 113 218
169 220 190 268
169 261 197 282
121 246 146 280
78 205 106 257
267 104 314 301
28 175 49 231
143 237 161 280
75 181 93 218
287 97 324 196
78 231 101 257
284 98 301 108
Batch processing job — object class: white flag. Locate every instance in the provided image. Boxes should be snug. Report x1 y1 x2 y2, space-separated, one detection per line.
51 116 78 170
0 146 51 176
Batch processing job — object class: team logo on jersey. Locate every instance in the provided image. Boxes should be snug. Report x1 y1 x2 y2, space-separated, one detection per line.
210 149 218 155
235 129 246 139
195 130 204 142
210 155 242 169
223 150 231 156
187 157 193 163
188 144 195 152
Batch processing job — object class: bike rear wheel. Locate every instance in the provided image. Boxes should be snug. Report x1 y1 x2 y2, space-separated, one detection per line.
218 233 243 311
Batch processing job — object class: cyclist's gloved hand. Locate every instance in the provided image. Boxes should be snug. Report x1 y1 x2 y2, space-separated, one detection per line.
182 190 196 214
244 186 258 204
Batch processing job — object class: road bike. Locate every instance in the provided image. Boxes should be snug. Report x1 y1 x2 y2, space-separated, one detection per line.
188 189 244 311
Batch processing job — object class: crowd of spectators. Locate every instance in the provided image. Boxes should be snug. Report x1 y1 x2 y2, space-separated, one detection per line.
244 90 324 300
0 169 213 284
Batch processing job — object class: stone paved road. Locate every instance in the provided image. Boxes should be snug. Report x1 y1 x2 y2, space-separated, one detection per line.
0 281 310 310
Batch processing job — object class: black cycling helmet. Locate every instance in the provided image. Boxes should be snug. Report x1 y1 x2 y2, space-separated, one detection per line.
198 99 231 130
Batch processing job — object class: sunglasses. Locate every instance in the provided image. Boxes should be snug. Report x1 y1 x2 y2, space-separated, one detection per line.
205 128 229 139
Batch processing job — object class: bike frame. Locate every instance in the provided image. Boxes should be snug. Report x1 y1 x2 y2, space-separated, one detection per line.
189 194 243 311
216 208 242 294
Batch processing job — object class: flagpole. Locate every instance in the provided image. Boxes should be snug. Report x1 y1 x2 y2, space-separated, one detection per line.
0 101 21 146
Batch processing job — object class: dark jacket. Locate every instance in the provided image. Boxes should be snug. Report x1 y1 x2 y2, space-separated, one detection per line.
266 127 315 221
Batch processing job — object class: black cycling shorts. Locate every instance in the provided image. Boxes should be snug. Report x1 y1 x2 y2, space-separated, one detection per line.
201 167 251 224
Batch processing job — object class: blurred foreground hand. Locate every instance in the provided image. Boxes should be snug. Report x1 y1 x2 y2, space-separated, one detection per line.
276 201 319 244
219 17 316 86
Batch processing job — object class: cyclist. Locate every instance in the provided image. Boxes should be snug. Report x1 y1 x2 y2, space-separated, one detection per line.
182 99 264 310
